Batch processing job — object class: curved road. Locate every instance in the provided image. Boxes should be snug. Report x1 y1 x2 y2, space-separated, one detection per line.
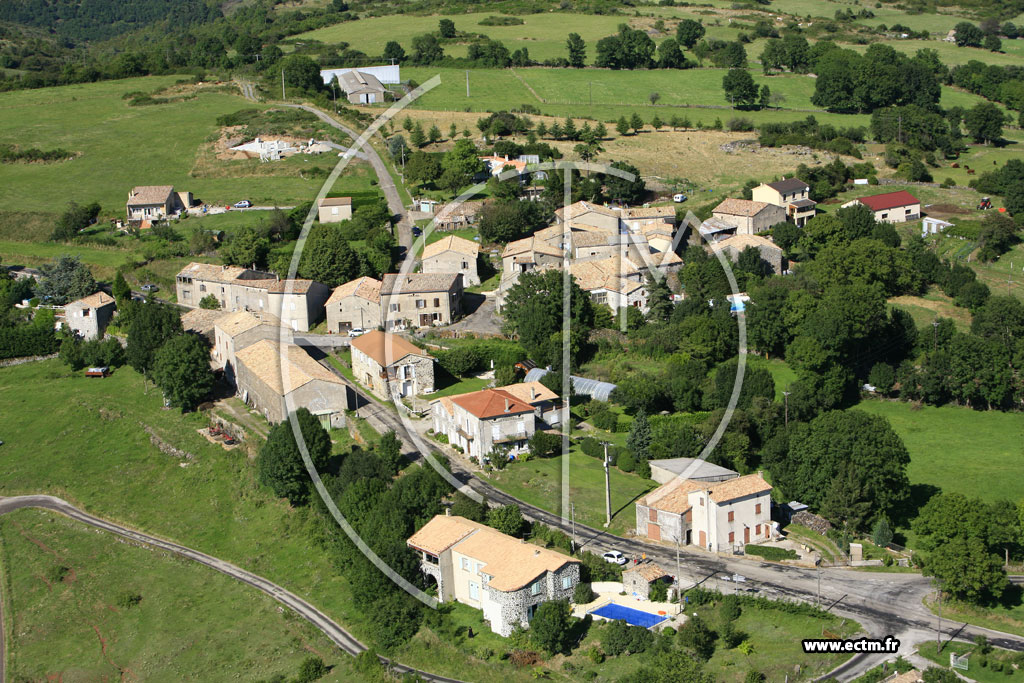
0 495 465 683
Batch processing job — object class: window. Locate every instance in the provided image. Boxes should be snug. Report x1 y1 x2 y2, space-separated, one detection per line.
755 503 761 514
416 299 426 309
461 261 468 269
699 497 704 506
199 284 206 292
433 298 440 308
516 420 525 434
649 508 657 522
476 562 484 575
531 581 542 596
469 581 479 600
881 213 888 220
461 557 470 571
728 531 735 543
755 524 761 535
390 303 400 312
727 511 734 522
562 576 572 590
492 424 501 440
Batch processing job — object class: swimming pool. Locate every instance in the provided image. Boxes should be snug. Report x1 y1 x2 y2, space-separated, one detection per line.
589 603 667 628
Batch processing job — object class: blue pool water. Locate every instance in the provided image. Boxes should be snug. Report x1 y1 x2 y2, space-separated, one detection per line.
589 603 667 628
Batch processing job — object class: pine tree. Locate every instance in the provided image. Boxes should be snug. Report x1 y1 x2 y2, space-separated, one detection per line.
536 121 548 138
549 122 563 140
428 124 442 143
627 409 652 461
563 117 577 141
594 122 608 139
448 122 457 140
616 116 630 136
402 115 413 132
410 121 426 147
651 114 663 130
630 112 644 133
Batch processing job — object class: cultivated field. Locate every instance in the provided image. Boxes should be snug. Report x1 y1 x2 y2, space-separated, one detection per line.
0 507 360 682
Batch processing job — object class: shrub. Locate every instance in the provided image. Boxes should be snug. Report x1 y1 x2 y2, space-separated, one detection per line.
591 409 619 432
199 294 220 310
574 581 596 604
649 579 669 602
585 645 604 664
744 545 798 561
116 591 143 608
727 117 755 132
720 594 742 621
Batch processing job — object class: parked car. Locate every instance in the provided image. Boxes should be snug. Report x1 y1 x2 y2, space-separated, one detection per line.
234 200 252 208
141 284 159 292
85 366 110 378
412 226 423 237
348 328 366 337
673 193 688 203
603 550 627 565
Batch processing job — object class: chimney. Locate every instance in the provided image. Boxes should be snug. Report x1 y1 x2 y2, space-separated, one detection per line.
530 386 536 401
445 507 451 517
504 398 510 413
504 155 509 162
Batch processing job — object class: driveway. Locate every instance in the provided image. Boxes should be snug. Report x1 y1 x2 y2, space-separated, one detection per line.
443 294 502 337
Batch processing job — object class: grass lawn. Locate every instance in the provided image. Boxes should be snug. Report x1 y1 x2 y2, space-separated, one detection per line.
431 372 492 398
485 447 654 536
744 355 796 400
0 359 542 683
854 400 1024 503
925 587 1024 640
0 507 362 682
917 639 1024 680
783 523 843 565
0 239 135 274
889 287 973 332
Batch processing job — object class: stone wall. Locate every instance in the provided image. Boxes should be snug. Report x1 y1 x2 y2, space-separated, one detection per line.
792 510 832 535
482 563 580 637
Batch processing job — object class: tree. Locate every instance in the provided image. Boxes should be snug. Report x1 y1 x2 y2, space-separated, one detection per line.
926 537 1008 604
649 92 661 105
630 112 644 134
627 409 652 460
530 600 572 655
296 656 327 682
758 84 771 110
411 34 444 64
478 199 544 243
50 201 100 241
984 34 1002 52
657 38 688 69
677 614 716 660
112 271 131 303
872 518 893 547
281 55 322 94
573 581 595 604
300 226 359 287
953 22 984 47
448 122 457 140
529 431 561 459
405 150 441 185
487 504 527 537
502 269 594 366
722 68 758 107
438 18 456 39
428 124 441 144
616 116 631 137
676 19 706 49
567 33 586 68
199 294 220 310
603 160 646 205
37 255 97 305
440 139 485 191
964 102 1003 144
378 429 403 475
151 333 214 411
257 408 332 505
383 41 405 63
868 362 895 395
409 121 426 148
221 227 269 269
125 299 181 379
451 491 488 522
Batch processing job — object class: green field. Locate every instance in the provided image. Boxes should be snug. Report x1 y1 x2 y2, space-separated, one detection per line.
0 76 319 217
0 359 543 683
745 355 797 400
0 507 361 682
855 400 1024 503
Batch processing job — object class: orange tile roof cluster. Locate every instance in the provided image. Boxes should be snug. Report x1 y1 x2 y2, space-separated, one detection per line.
451 388 535 419
408 515 579 592
625 561 670 582
571 258 643 295
215 310 279 338
350 330 430 368
640 473 772 514
495 381 558 405
67 291 115 309
235 340 344 395
422 234 480 260
479 155 528 173
850 190 920 212
709 234 782 254
555 200 619 221
327 276 381 305
502 236 563 260
713 198 772 217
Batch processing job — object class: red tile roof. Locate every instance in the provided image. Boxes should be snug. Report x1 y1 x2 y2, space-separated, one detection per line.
451 388 535 419
853 191 920 212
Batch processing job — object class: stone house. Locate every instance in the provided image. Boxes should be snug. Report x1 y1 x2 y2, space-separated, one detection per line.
317 197 352 223
495 381 560 426
408 514 580 636
421 235 481 287
431 388 537 463
571 258 648 313
349 330 435 398
266 279 330 332
63 292 115 340
325 276 382 333
501 236 564 276
623 561 671 600
126 185 183 223
617 206 677 233
212 310 280 384
751 178 816 228
712 198 787 235
554 201 621 232
709 234 784 275
635 472 773 552
234 339 351 425
434 201 485 232
841 191 921 224
381 273 463 330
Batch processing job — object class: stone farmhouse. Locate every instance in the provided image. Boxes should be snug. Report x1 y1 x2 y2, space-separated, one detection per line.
431 387 537 463
174 262 329 332
635 472 773 552
711 198 787 235
317 196 352 223
571 257 649 313
212 310 280 385
62 292 116 340
350 330 435 398
751 178 816 227
234 339 350 425
841 190 921 223
408 514 580 636
421 235 480 287
126 185 192 224
381 273 464 330
325 276 382 333
709 234 785 275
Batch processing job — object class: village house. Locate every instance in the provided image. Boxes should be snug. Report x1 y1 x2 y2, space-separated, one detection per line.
431 387 537 462
617 206 677 232
751 178 816 227
623 561 672 600
63 292 115 340
478 155 528 180
501 236 563 276
234 339 351 426
635 472 773 552
712 198 786 235
572 257 649 313
317 197 352 223
554 201 621 232
709 234 785 275
334 69 388 104
381 273 463 330
126 185 191 223
349 330 435 398
421 235 481 286
174 263 329 332
325 276 382 333
434 201 485 232
841 190 921 223
212 310 280 384
495 381 561 426
408 515 580 636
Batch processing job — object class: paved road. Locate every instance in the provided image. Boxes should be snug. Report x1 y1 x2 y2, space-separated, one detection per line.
280 104 413 253
0 495 465 683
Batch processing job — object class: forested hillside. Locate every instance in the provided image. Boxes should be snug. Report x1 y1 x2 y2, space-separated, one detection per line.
0 0 221 43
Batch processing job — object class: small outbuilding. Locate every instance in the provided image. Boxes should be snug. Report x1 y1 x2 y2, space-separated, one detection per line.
623 561 672 600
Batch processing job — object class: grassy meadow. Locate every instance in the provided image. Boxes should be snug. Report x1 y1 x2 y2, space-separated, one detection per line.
0 507 364 682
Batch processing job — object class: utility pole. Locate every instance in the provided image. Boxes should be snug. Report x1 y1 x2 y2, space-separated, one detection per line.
936 581 943 650
782 391 790 426
466 70 470 98
281 69 285 100
816 559 821 607
589 81 592 107
571 502 577 554
603 442 612 527
675 535 682 601
932 319 939 351
897 114 902 145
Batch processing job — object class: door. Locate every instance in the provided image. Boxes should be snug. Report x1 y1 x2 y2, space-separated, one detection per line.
743 527 750 544
647 523 661 541
402 381 412 397
698 530 706 548
420 313 432 326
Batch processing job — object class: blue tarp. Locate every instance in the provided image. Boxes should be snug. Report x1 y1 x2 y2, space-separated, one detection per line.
589 603 667 629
